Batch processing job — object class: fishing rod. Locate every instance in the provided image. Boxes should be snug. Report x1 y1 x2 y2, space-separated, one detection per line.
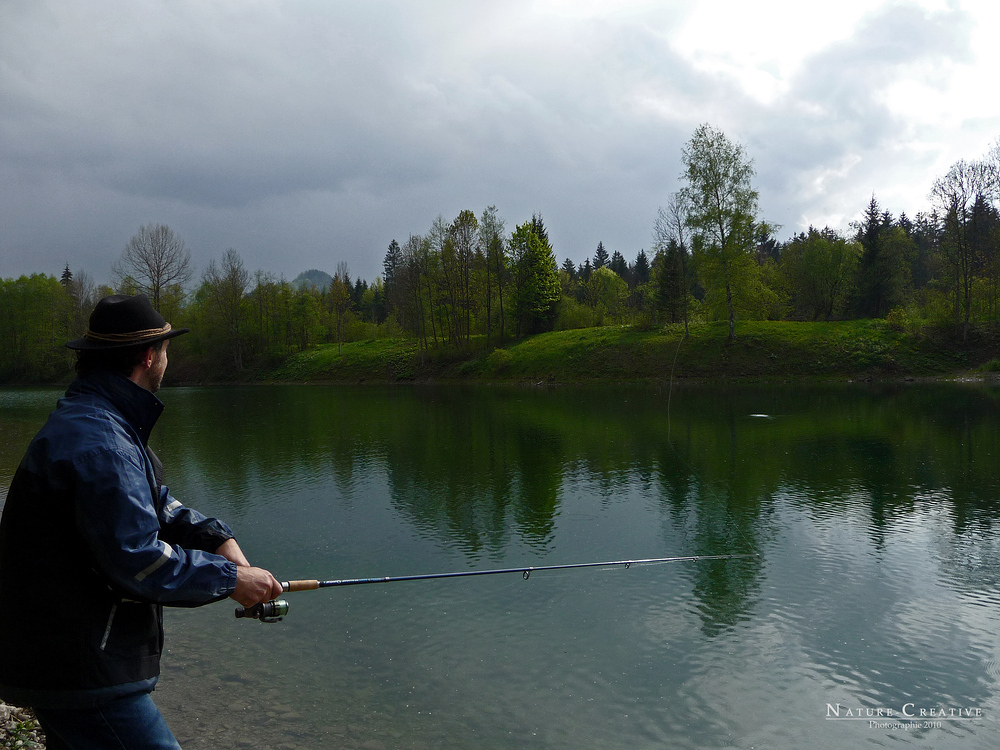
235 552 758 622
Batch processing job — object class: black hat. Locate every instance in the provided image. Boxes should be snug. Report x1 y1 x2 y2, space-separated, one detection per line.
65 295 190 350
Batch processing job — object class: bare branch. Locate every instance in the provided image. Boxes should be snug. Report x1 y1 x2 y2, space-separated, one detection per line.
112 224 192 310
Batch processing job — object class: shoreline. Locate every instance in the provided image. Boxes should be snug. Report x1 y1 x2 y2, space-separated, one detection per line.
5 320 1000 389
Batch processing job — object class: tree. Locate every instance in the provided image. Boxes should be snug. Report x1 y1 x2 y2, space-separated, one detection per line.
112 224 193 311
632 250 650 286
593 242 609 269
449 209 479 345
393 234 428 352
608 250 628 280
509 221 560 337
200 249 252 371
329 261 354 354
930 161 993 338
653 240 688 325
583 266 629 323
359 277 387 325
679 124 760 340
779 228 860 320
0 274 74 382
653 193 693 335
853 195 910 320
479 206 508 344
530 213 550 247
383 239 402 305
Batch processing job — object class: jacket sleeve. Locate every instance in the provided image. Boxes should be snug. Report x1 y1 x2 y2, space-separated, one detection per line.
73 445 238 605
158 486 236 553
145 445 235 553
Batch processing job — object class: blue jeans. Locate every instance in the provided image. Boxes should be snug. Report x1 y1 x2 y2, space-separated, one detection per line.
33 691 181 750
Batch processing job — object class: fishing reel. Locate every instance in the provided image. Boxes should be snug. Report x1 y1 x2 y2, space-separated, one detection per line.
235 599 289 623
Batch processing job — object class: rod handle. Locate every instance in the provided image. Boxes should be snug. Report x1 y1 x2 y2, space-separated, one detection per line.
282 579 320 592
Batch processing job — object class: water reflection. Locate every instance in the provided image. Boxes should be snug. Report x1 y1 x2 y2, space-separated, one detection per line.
4 382 1000 747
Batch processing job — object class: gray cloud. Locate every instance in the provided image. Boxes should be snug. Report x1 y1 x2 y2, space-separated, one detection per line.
0 0 993 285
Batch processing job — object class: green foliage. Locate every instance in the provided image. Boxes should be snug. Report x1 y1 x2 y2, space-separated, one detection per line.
680 123 761 340
510 221 560 337
270 320 992 384
7 133 1000 383
0 274 75 382
884 306 913 332
977 358 1000 372
852 196 912 318
582 266 629 324
779 227 860 320
554 296 597 330
486 347 513 373
652 240 690 326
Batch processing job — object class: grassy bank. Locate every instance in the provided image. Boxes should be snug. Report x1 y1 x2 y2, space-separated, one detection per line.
265 320 1000 384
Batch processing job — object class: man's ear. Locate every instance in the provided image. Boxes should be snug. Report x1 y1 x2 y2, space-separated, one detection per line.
141 346 156 370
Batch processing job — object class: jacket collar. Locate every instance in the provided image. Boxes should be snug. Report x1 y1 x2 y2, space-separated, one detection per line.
67 370 165 446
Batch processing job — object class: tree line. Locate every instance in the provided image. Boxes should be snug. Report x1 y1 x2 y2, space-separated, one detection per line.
2 125 999 382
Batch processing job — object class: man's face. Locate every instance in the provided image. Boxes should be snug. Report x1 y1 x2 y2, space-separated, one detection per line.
147 340 169 393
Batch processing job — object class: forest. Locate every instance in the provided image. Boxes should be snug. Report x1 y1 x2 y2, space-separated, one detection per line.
1 126 999 383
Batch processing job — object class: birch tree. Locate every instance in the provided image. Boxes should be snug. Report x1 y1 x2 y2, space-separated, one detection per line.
679 124 759 340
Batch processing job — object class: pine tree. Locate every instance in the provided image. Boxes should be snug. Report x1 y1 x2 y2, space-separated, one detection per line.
593 242 609 269
531 213 550 247
510 221 560 337
609 250 628 280
633 250 650 285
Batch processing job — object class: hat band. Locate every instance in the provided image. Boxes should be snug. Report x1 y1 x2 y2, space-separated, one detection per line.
84 323 172 343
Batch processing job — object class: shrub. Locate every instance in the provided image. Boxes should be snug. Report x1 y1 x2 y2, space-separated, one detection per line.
486 348 513 373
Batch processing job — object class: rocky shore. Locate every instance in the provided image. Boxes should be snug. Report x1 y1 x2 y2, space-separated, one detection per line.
0 702 44 748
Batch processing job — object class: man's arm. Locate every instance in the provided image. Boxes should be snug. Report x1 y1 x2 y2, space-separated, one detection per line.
77 447 244 605
158 489 237 552
215 538 250 567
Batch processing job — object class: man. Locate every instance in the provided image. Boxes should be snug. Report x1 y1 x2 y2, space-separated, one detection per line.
0 295 283 749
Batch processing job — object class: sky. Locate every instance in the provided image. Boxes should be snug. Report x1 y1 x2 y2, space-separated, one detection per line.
1 0 998 286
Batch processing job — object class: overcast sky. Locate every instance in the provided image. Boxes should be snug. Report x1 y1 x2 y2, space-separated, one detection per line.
2 0 998 286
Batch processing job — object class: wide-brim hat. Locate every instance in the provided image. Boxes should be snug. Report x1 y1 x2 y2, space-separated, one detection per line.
66 294 190 350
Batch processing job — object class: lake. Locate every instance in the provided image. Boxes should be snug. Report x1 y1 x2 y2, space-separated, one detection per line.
2 382 1000 749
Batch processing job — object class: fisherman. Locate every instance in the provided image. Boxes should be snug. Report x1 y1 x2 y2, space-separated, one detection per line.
0 294 283 749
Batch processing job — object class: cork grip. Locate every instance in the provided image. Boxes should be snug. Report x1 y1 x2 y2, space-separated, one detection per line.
283 579 320 592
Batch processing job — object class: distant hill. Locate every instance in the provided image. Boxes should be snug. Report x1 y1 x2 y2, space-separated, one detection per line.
291 269 333 291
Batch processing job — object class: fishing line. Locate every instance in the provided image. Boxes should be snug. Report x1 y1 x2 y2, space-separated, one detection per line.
664 324 760 557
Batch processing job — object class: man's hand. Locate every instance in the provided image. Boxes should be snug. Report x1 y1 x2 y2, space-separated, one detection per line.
216 538 283 606
231 566 284 607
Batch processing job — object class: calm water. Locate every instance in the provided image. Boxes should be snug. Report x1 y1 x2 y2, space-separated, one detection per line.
3 382 1000 749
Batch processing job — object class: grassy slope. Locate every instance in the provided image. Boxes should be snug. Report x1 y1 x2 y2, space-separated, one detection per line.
266 321 1000 384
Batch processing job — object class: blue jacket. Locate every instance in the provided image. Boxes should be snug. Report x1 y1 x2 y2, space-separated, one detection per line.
0 370 239 707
